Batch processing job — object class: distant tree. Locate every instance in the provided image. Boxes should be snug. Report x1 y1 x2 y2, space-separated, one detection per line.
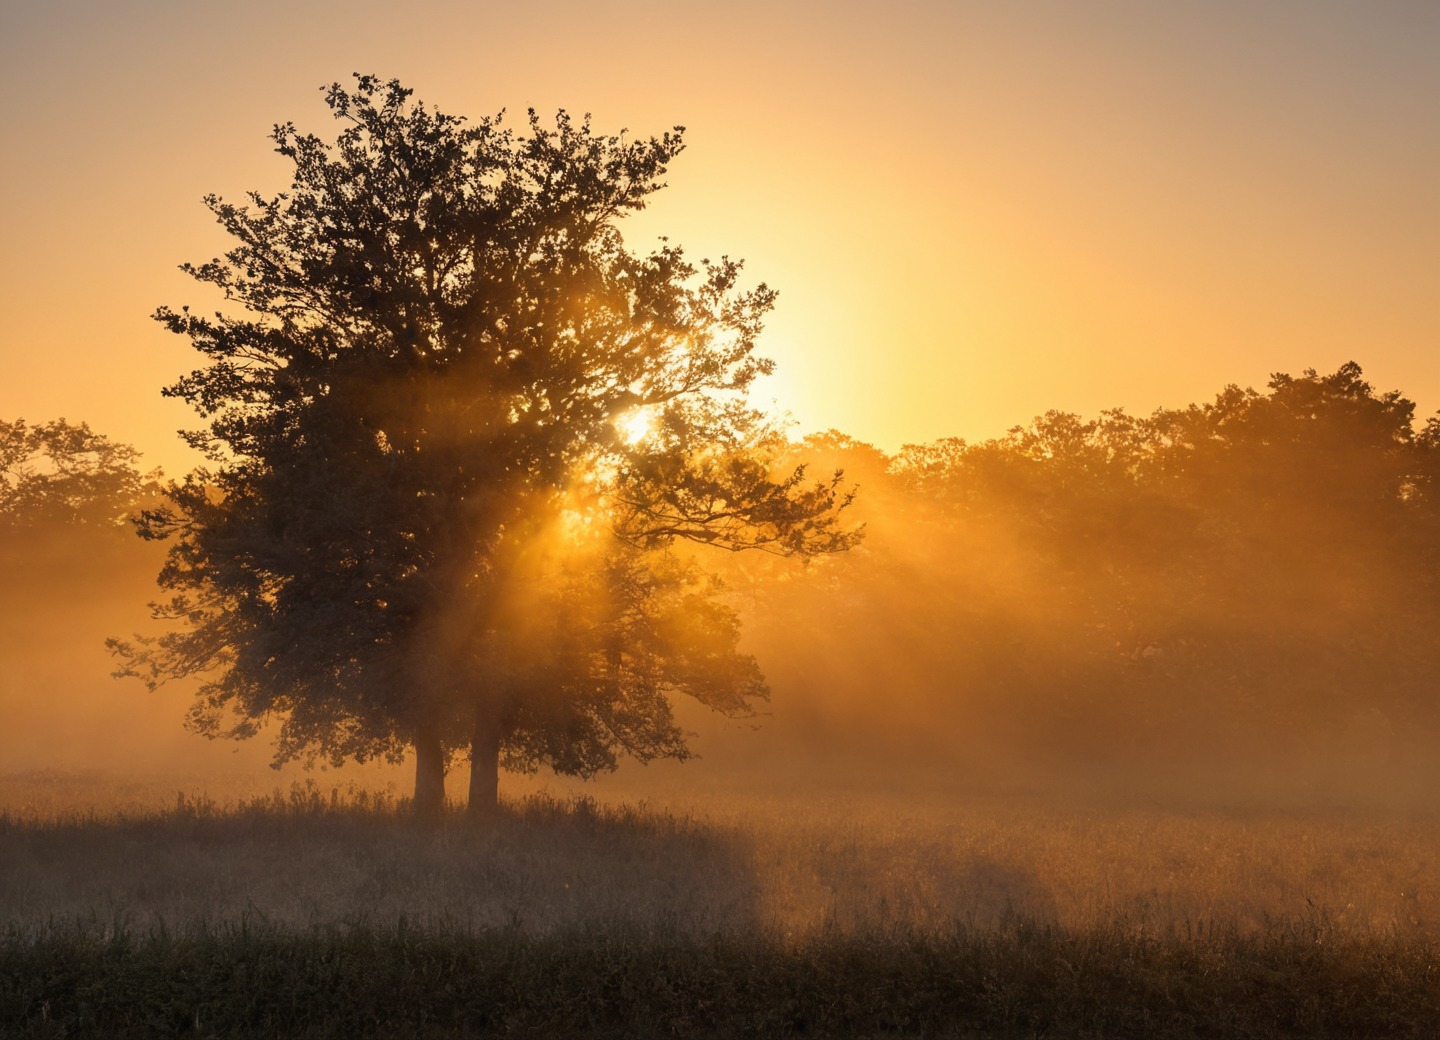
1 418 158 531
1137 363 1440 734
111 76 855 816
868 362 1440 762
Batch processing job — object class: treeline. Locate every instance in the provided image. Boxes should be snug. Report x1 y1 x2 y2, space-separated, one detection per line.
6 362 1440 787
723 362 1440 781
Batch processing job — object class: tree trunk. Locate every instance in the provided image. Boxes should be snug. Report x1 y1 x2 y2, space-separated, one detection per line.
467 711 502 818
413 723 446 818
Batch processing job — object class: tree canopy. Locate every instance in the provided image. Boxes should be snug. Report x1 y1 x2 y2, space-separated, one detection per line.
112 76 856 814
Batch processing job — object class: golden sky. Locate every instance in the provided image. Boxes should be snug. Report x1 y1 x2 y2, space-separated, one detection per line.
2 0 1436 474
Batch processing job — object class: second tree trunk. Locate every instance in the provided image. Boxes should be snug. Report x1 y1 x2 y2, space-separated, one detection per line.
413 723 446 818
468 711 502 816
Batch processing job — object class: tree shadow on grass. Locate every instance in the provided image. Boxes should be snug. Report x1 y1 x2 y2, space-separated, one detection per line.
0 787 763 939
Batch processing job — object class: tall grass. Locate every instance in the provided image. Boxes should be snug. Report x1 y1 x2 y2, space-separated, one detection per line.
3 781 1439 1036
7 913 1438 1038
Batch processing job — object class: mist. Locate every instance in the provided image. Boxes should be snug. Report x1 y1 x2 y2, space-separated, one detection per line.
5 363 1437 818
0 516 411 811
696 366 1440 812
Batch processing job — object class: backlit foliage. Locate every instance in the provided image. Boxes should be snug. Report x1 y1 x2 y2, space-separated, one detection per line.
111 76 856 808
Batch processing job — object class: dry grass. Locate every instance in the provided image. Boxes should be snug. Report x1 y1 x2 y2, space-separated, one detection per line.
722 794 1440 942
4 772 1439 1036
3 772 1437 944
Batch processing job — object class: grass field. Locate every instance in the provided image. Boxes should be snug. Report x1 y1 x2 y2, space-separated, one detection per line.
3 774 1439 1037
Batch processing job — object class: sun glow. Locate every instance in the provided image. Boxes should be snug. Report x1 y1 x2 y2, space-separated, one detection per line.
617 408 655 445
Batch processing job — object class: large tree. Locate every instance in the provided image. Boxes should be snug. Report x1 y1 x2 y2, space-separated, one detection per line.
112 76 854 814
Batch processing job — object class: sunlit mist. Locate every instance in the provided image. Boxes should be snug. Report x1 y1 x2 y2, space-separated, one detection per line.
2 7 1438 1029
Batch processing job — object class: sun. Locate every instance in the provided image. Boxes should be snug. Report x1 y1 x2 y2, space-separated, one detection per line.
617 407 655 445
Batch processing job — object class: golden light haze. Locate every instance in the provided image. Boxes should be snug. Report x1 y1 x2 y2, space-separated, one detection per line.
4 15 1439 1024
2 1 1436 474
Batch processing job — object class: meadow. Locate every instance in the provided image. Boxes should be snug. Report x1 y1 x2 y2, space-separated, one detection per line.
3 772 1438 1037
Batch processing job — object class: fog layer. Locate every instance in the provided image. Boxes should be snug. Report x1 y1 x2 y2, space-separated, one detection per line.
5 364 1439 809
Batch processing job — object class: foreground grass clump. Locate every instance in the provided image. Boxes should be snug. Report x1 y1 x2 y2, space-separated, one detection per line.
4 915 1438 1039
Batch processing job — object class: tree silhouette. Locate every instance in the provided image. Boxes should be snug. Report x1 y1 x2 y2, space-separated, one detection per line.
112 76 855 815
2 418 158 531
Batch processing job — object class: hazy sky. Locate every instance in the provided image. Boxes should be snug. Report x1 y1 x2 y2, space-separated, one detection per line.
2 0 1436 474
